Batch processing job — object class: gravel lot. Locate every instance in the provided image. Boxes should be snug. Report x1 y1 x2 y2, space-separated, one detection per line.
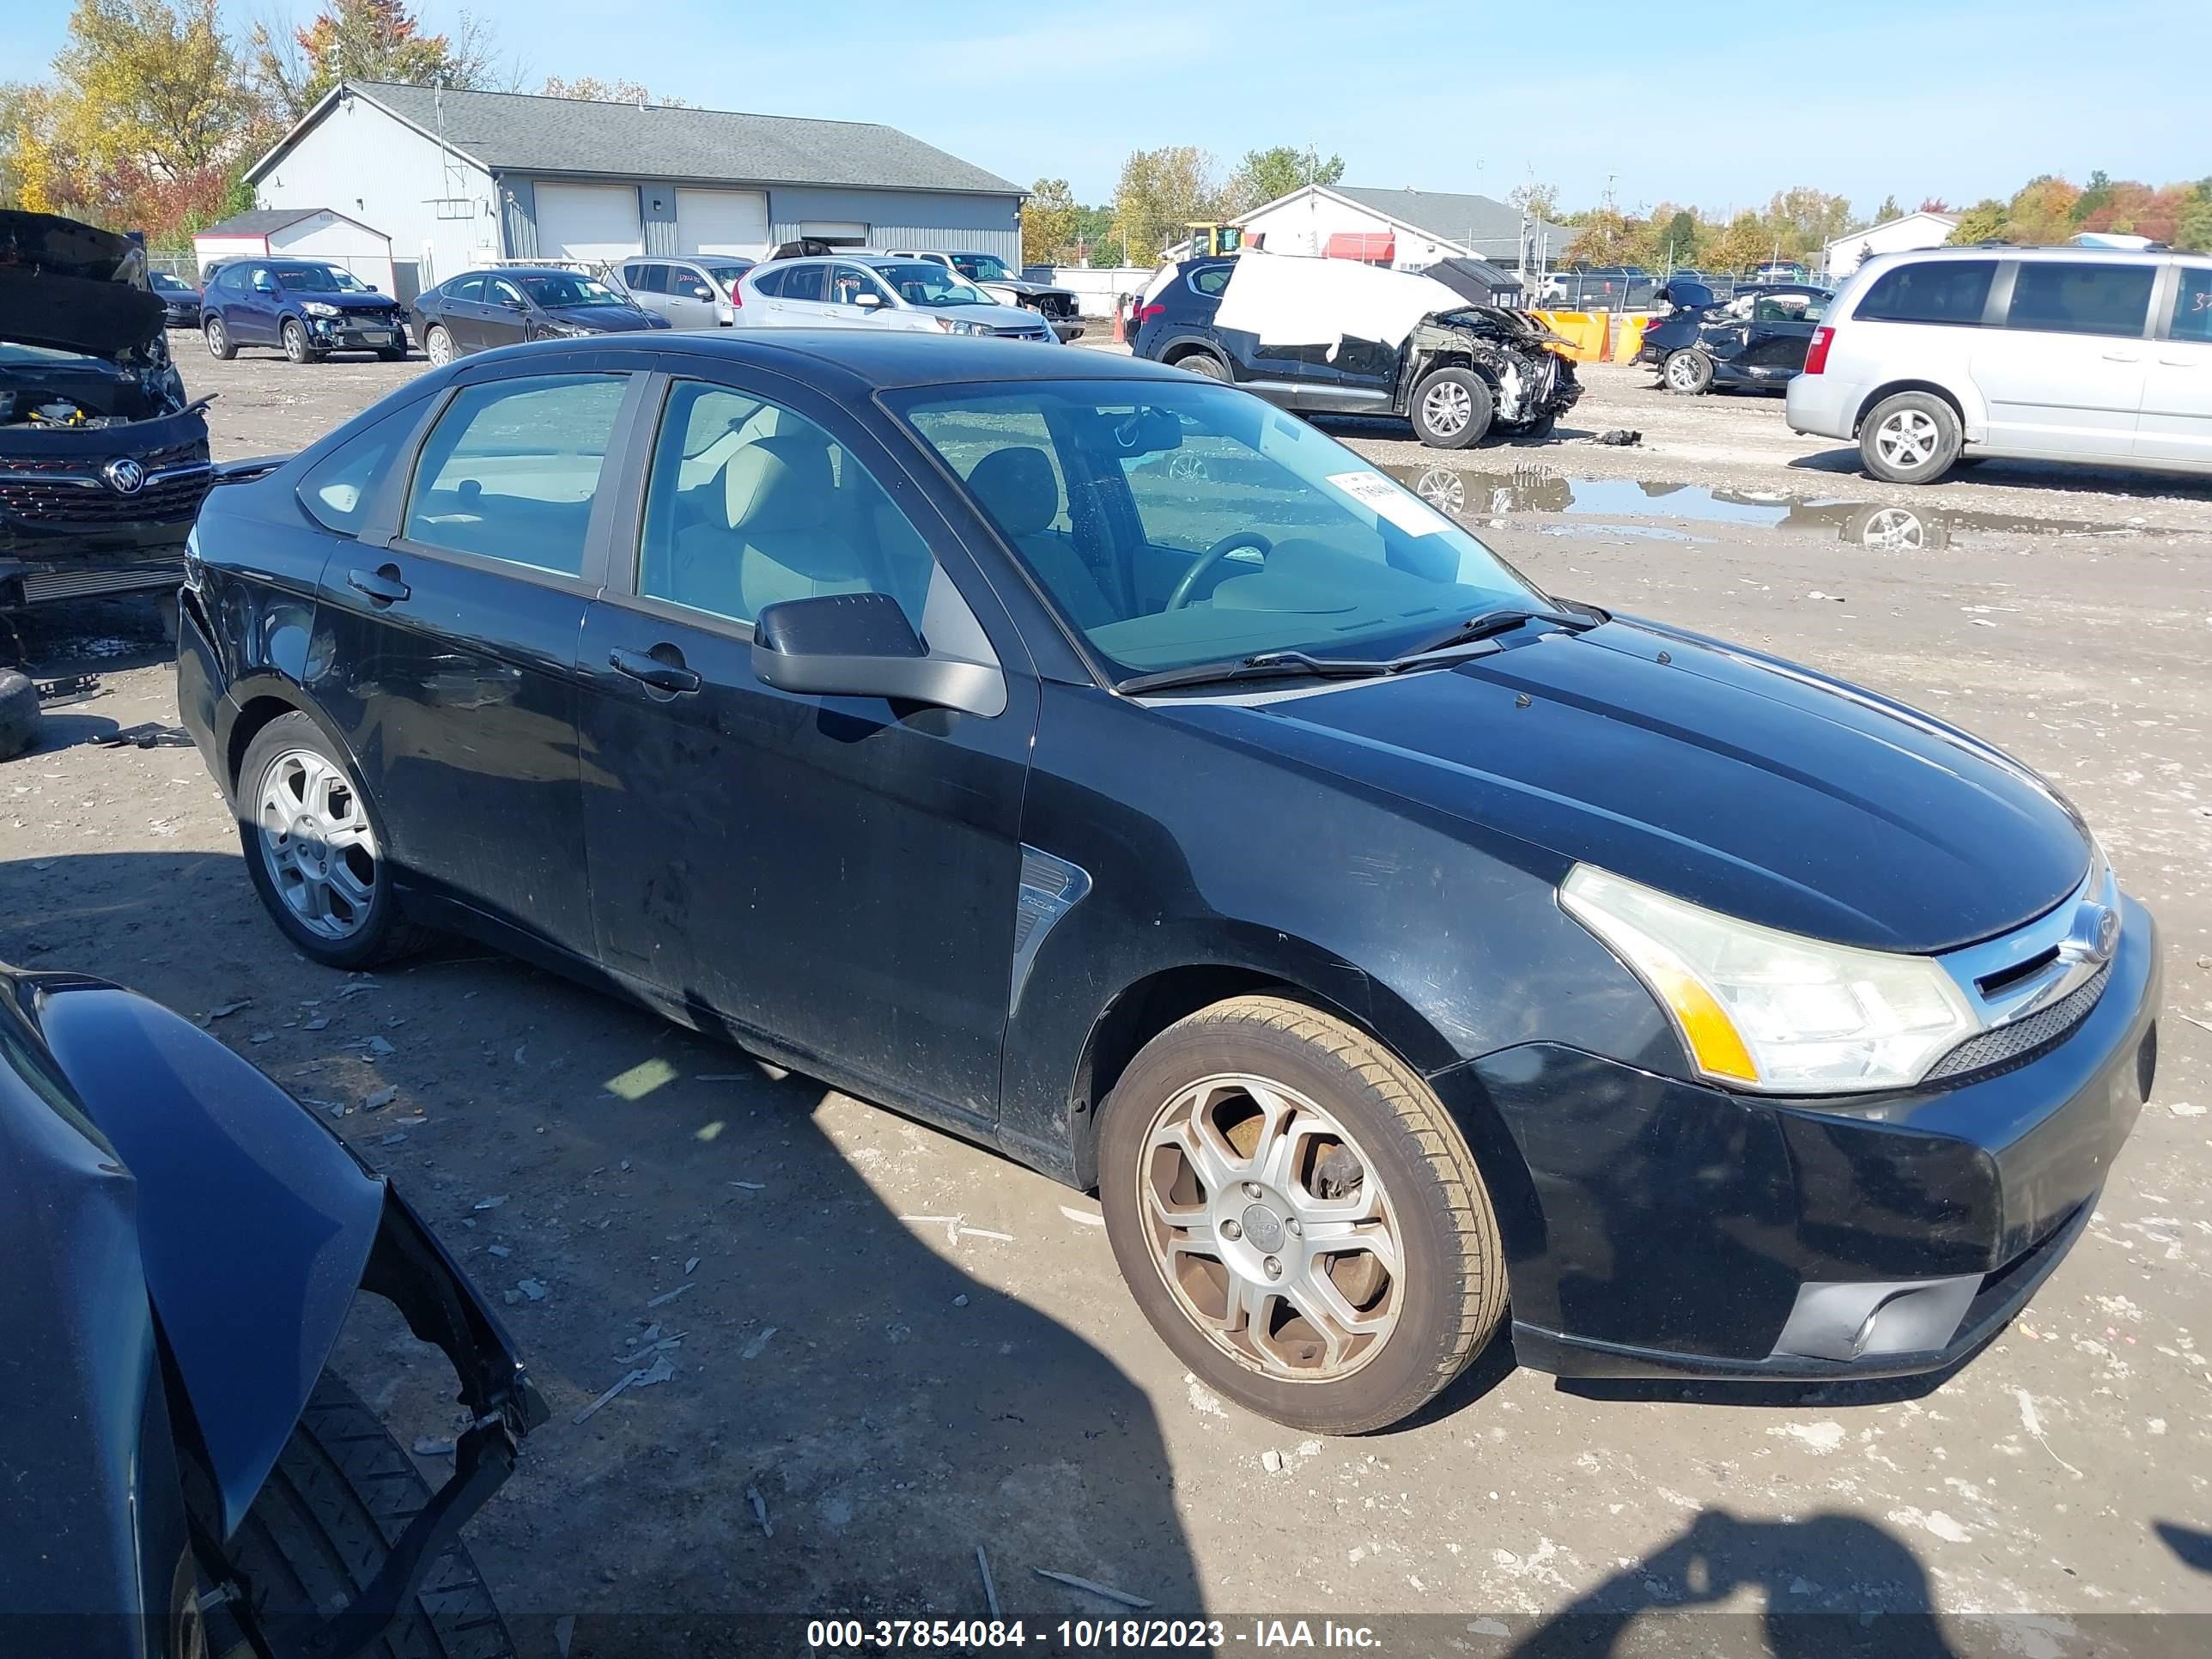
4 337 2209 1656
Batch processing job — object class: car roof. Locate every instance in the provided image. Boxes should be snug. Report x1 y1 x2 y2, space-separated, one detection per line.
475 265 594 278
459 329 1194 392
1867 244 2198 265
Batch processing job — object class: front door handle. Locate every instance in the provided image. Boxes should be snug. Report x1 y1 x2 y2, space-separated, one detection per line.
609 645 702 695
346 565 410 604
2101 352 2142 362
2158 357 2197 367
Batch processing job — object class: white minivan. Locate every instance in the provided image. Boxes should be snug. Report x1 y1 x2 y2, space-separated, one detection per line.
1785 245 2212 484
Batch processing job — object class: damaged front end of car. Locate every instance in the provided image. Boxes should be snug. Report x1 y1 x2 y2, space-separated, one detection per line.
1 211 214 613
0 966 546 1659
1403 307 1583 430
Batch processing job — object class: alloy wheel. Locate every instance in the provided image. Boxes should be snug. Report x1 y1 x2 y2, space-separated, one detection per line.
1664 350 1707 392
1420 380 1473 438
1875 409 1940 471
1136 1074 1403 1382
1857 507 1929 550
427 326 453 366
205 319 225 356
256 749 379 940
283 321 308 363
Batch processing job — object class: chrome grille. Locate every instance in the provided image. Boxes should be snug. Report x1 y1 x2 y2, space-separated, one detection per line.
1923 964 2110 1083
0 464 211 525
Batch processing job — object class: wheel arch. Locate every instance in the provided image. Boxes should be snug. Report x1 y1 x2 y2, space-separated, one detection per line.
222 678 361 800
1158 337 1231 374
1067 946 1483 1188
1852 378 1972 437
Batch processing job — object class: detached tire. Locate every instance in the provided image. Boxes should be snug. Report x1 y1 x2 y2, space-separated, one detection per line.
236 711 430 969
228 1370 517 1659
1410 368 1494 448
1099 996 1508 1434
1860 391 1961 484
0 670 40 763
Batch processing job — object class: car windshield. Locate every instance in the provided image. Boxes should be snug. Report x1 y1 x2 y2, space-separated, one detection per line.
869 263 988 307
951 253 1014 283
516 272 624 307
152 272 188 292
894 379 1546 678
272 264 365 292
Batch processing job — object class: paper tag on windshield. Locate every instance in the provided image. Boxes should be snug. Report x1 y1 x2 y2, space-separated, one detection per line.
1327 470 1455 537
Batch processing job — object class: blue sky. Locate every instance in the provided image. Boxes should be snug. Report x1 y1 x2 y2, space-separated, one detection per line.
8 0 2195 216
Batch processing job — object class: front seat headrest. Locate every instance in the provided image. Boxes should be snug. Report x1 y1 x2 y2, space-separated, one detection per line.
726 434 834 535
968 447 1060 538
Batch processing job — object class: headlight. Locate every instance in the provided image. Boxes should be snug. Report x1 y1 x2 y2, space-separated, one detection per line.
1560 865 1977 1093
544 321 591 337
301 301 340 318
934 317 991 336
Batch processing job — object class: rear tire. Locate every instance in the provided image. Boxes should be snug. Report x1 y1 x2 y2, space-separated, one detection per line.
205 316 235 361
1662 348 1714 394
236 711 431 969
228 1370 517 1659
0 670 40 763
1098 996 1509 1434
1410 368 1494 449
1174 352 1228 380
1860 391 1961 485
425 325 455 367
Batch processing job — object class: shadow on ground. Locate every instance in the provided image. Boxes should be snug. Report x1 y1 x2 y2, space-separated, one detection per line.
0 849 1202 1653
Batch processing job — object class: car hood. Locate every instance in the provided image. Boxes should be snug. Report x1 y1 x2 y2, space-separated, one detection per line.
980 276 1073 300
313 291 399 313
0 210 166 360
1163 618 2088 953
542 304 662 331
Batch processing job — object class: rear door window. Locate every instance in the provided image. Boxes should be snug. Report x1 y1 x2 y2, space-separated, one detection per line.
1855 259 1996 325
449 273 484 301
779 264 826 303
627 263 666 294
2171 267 2212 343
749 267 785 298
402 374 628 577
2003 261 2156 338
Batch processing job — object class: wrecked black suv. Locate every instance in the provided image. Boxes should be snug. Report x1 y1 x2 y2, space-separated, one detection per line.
1133 251 1578 447
0 211 212 617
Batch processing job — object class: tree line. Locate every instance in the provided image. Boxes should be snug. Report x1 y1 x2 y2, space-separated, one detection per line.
1024 145 1346 269
0 0 684 251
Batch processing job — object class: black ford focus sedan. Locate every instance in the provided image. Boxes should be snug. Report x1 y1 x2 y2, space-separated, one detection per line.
176 332 2160 1434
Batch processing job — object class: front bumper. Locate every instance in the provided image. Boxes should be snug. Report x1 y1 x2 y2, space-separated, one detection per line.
306 316 408 351
1440 896 2160 1381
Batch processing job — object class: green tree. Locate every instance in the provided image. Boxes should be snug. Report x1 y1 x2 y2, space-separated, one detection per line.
1022 176 1079 267
1110 145 1229 267
1873 194 1902 223
2072 169 2112 224
1071 202 1115 264
1711 210 1772 273
1564 207 1639 265
1655 207 1699 268
249 0 507 123
2002 174 2081 246
2175 179 2212 253
1947 198 2007 244
1225 144 1344 213
1764 186 1854 258
9 0 269 234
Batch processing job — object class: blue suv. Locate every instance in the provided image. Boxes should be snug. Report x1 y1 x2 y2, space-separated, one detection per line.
202 258 410 364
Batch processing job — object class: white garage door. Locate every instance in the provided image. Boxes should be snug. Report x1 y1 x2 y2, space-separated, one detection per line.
534 182 643 264
676 188 769 258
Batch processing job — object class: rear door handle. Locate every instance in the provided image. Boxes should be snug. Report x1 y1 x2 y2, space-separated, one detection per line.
346 565 410 604
2102 352 2142 362
609 645 702 695
2159 357 2197 367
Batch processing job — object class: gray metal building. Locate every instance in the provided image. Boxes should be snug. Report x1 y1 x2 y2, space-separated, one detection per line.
243 81 1025 301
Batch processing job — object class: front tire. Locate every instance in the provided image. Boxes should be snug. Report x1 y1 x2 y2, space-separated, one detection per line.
228 1371 518 1659
1662 348 1714 394
1860 391 1961 484
281 319 323 365
425 325 454 367
1099 996 1508 1434
236 711 428 969
1410 368 1494 448
204 315 235 360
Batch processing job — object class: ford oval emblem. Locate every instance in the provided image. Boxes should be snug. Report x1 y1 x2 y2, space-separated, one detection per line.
102 457 146 495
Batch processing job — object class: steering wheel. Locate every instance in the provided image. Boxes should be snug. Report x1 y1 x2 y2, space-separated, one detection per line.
1165 532 1273 611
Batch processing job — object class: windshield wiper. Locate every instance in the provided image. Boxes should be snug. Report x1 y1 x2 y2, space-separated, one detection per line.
1116 651 1406 696
1392 605 1590 660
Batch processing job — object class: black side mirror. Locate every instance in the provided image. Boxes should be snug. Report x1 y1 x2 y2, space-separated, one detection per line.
750 591 1006 718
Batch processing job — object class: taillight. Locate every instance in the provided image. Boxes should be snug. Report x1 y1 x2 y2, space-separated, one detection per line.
1803 325 1834 375
1137 302 1166 323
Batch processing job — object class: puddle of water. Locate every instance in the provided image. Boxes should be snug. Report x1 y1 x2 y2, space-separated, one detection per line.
1534 523 1702 542
1385 464 2153 551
